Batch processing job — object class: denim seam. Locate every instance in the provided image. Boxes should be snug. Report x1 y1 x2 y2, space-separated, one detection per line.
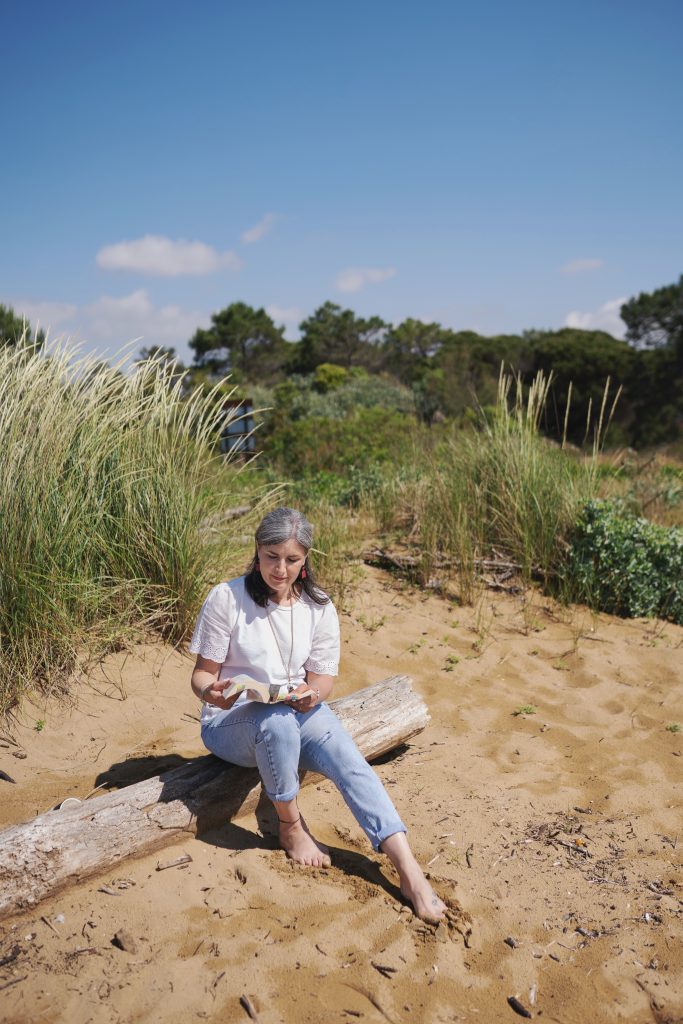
261 727 300 803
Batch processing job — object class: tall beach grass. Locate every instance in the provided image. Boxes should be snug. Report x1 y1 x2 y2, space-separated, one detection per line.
0 340 261 715
371 369 616 601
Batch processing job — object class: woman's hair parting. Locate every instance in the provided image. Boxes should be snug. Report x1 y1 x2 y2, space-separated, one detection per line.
255 506 313 551
245 506 329 607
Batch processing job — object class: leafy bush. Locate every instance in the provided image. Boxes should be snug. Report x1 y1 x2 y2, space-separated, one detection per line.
312 363 348 393
308 373 415 418
567 500 683 622
259 372 416 426
264 407 424 475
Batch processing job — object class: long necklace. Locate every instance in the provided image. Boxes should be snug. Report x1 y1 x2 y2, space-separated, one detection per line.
266 593 295 686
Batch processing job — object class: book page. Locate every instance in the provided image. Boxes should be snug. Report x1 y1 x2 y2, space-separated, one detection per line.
221 675 315 704
221 675 289 703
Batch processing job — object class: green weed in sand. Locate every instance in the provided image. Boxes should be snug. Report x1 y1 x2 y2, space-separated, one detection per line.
513 705 537 716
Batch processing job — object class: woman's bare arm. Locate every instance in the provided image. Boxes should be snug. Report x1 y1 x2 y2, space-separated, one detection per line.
191 655 240 710
305 670 334 701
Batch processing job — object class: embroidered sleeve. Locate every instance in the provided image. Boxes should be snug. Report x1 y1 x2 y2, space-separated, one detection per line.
304 601 340 677
188 584 236 663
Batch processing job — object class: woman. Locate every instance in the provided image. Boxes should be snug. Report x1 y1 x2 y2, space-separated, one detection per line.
189 506 447 923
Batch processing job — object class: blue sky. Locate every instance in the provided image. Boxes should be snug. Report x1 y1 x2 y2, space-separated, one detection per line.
2 0 682 364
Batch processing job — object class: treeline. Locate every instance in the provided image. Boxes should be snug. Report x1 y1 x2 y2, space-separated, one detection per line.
3 275 682 448
183 276 683 448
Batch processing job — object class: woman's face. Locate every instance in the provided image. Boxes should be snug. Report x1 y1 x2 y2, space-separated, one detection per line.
257 537 307 599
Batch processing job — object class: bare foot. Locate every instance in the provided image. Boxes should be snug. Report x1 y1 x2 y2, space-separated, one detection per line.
400 870 447 923
299 814 331 859
279 818 331 868
380 832 448 923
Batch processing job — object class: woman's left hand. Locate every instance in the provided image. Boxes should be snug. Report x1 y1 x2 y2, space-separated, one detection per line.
285 682 321 714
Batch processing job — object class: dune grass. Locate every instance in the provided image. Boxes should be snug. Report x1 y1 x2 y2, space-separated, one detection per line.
0 340 261 715
298 497 372 611
4 337 666 718
371 370 614 601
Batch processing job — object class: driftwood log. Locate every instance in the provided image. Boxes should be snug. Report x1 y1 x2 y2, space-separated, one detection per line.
0 675 428 920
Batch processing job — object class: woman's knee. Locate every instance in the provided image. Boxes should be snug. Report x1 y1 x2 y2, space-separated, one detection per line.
256 706 300 747
302 720 366 774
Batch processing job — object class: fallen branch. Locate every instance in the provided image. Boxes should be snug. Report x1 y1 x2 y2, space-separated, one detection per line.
0 975 28 992
363 547 525 573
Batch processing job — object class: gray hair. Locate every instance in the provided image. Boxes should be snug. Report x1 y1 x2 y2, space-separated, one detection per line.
255 507 314 551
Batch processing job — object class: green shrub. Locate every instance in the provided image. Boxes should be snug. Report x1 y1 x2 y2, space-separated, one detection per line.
261 373 415 425
264 407 422 475
567 500 683 622
312 363 348 393
307 374 414 419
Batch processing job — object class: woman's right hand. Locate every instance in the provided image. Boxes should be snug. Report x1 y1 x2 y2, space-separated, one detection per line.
192 656 239 711
200 681 240 711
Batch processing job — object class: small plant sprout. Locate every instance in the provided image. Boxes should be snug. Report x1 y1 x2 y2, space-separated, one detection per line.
513 705 537 717
443 654 460 672
34 720 45 732
357 613 386 634
666 723 681 733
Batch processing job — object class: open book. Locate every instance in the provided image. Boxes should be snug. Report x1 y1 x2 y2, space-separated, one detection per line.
221 674 315 704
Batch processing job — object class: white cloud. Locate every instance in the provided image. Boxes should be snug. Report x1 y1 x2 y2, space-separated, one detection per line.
241 213 277 244
10 299 78 332
83 289 209 344
565 297 627 338
335 266 396 294
9 290 209 360
560 258 604 275
266 304 303 326
96 234 242 276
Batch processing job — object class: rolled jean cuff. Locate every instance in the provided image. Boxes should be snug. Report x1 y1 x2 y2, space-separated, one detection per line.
371 822 408 852
265 781 300 804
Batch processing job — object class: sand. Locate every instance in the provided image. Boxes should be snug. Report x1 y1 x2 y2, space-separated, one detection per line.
0 565 681 1024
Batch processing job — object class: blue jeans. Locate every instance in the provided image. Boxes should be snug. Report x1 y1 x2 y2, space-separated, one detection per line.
201 702 406 851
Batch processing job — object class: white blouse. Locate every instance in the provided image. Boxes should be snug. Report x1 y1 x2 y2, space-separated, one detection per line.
189 576 340 722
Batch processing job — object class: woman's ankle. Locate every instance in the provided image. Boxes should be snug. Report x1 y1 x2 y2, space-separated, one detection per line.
278 814 301 826
274 798 300 826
